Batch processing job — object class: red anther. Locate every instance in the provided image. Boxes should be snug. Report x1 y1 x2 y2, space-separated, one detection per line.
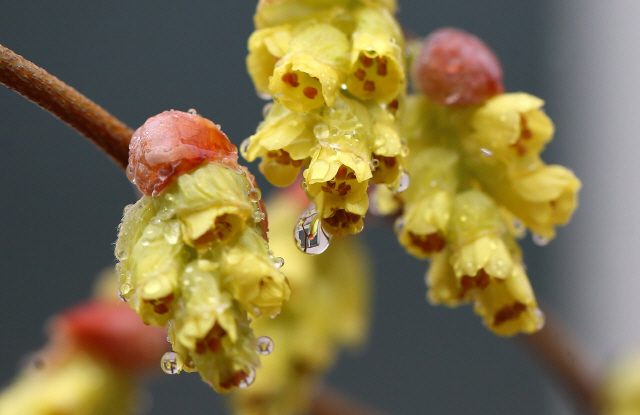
414 28 504 106
127 110 238 196
336 165 348 180
354 69 366 81
376 57 388 76
360 55 374 68
493 301 527 326
282 72 299 87
363 80 376 91
303 86 318 99
51 301 169 374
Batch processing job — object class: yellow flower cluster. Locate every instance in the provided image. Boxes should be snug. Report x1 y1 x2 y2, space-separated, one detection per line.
231 189 371 415
0 353 138 415
601 351 640 415
117 112 291 392
243 0 407 237
375 39 580 335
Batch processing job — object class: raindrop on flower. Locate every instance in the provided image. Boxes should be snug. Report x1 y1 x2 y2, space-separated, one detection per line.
248 188 262 202
256 336 274 355
294 203 332 255
395 171 410 193
273 257 285 269
161 352 180 374
532 233 549 246
257 91 272 100
262 102 273 118
480 148 493 157
188 108 197 115
535 308 546 330
240 138 251 156
393 217 405 234
239 368 256 388
512 218 526 236
253 210 266 222
372 158 380 168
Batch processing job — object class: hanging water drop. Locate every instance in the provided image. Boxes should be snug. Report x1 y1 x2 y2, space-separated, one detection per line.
480 148 493 157
532 233 549 246
161 352 180 374
240 138 251 157
188 108 197 115
393 217 405 234
239 368 256 388
273 257 285 269
253 210 266 222
372 158 380 168
535 308 546 330
293 203 332 255
395 171 410 193
512 218 526 236
256 336 274 355
257 91 272 100
262 102 273 118
248 188 262 202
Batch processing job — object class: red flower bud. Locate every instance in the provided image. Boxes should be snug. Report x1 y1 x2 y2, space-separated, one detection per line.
51 301 169 374
127 110 238 196
413 28 504 106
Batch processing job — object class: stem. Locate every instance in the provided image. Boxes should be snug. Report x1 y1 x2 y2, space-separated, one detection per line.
520 314 600 415
0 44 133 169
310 385 388 415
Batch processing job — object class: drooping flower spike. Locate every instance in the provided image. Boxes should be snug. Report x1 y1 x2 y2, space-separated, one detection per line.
231 186 372 415
243 0 407 248
0 270 168 415
374 28 581 336
116 110 290 392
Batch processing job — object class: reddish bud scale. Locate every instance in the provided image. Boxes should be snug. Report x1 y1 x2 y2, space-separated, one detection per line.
127 110 239 196
413 28 504 106
51 301 169 374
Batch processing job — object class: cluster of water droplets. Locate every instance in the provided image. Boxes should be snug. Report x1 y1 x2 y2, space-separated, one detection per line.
293 203 332 255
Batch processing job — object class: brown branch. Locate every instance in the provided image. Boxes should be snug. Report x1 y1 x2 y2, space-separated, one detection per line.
0 44 132 169
519 314 600 415
310 384 388 415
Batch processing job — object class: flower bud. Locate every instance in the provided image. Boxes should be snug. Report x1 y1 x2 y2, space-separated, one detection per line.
413 28 504 106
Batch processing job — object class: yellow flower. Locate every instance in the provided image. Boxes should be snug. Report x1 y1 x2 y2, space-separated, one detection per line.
247 25 293 97
0 353 138 415
231 189 371 415
601 352 640 415
118 110 290 392
346 6 405 103
464 92 554 166
242 103 319 187
395 147 459 258
269 23 350 112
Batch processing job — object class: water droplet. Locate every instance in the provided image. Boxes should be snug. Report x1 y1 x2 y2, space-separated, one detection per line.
253 307 262 317
393 217 405 234
341 83 348 90
535 308 546 330
532 233 549 246
395 171 410 193
239 367 256 388
372 159 380 168
256 336 274 355
188 108 197 115
240 138 251 156
293 203 332 255
253 210 266 222
257 91 272 100
120 283 132 296
512 218 526 236
123 204 134 215
273 257 284 269
270 312 280 319
480 148 493 157
262 102 273 118
161 352 180 374
248 188 262 202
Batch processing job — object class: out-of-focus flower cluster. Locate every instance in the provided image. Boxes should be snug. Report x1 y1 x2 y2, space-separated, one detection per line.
243 0 407 238
231 188 371 415
116 110 290 392
601 351 640 415
374 28 581 336
0 270 168 415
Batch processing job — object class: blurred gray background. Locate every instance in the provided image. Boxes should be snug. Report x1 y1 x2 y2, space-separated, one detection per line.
2 1 635 414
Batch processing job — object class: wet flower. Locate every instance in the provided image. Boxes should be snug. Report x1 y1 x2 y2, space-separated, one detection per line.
0 271 167 415
374 27 580 335
117 110 290 392
231 188 371 415
244 0 406 242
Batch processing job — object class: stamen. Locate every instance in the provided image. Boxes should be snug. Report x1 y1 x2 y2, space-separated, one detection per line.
363 80 376 91
282 72 299 87
360 55 374 68
493 302 527 326
376 56 388 76
354 69 366 81
408 232 446 254
303 86 318 99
